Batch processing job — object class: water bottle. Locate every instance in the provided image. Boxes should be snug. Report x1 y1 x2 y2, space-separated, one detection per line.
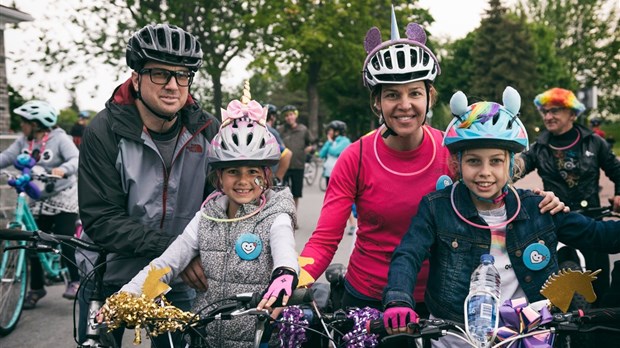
465 254 501 348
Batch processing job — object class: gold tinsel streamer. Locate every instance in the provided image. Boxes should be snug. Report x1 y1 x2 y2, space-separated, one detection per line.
101 292 195 345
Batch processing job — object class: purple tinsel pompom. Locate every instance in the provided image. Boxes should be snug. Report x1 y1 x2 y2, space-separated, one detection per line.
364 27 383 53
277 306 309 348
342 307 381 347
405 23 427 44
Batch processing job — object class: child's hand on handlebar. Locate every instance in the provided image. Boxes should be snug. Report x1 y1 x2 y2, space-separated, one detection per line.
258 267 298 311
50 167 65 178
383 303 419 335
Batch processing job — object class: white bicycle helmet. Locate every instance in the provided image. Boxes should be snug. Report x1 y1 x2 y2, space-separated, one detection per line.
13 100 58 129
362 7 440 88
126 24 203 72
208 97 281 169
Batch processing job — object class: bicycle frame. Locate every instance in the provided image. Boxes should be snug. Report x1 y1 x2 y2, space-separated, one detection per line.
0 191 68 336
12 192 67 281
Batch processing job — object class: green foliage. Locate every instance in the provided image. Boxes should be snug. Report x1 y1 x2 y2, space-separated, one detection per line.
516 0 620 118
8 85 28 132
57 109 78 133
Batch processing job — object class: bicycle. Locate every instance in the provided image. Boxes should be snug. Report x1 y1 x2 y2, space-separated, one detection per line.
556 203 620 322
0 227 116 347
364 306 620 347
0 169 71 336
104 286 314 348
304 153 320 187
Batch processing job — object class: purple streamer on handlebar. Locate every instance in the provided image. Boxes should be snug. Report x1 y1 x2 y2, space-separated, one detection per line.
496 298 554 348
277 306 308 348
342 307 381 348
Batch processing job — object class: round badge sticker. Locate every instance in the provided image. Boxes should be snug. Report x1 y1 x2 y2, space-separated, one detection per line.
235 233 263 261
523 243 551 271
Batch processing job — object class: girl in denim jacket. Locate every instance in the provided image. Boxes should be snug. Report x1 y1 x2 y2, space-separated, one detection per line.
382 87 620 347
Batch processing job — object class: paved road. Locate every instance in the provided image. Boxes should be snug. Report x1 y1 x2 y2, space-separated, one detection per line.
0 169 617 347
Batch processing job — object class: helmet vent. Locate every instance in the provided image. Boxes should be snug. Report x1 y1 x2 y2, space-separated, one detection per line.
383 51 392 69
232 133 239 146
170 31 180 50
396 50 405 69
409 49 418 66
422 52 430 66
140 31 152 44
156 28 166 47
247 133 253 145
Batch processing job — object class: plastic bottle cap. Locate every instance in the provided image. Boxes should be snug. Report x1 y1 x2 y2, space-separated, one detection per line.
480 253 495 264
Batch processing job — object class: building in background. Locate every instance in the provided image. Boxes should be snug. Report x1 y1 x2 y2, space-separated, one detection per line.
0 5 33 133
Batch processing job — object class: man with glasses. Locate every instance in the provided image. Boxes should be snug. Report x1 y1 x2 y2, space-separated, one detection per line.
77 24 219 346
518 87 620 309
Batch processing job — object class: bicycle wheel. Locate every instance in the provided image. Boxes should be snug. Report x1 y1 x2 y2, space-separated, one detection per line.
0 239 28 336
319 176 327 192
304 161 319 186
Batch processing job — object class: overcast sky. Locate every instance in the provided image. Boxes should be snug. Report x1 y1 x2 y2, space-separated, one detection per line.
4 0 512 111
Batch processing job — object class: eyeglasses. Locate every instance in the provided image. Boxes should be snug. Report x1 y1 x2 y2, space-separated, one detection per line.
140 68 194 87
539 107 564 116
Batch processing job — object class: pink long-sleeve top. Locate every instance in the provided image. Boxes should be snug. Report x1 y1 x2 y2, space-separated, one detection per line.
300 126 451 302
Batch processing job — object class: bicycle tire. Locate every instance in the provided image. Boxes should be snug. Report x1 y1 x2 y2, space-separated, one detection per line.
304 161 319 186
0 239 28 336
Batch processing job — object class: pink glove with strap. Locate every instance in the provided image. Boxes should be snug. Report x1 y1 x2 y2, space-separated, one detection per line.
262 267 298 302
262 274 294 300
383 306 419 330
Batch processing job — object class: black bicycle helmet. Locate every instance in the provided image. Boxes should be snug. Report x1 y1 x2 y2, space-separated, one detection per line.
327 120 347 134
589 117 602 127
126 24 203 72
265 104 278 116
281 105 298 115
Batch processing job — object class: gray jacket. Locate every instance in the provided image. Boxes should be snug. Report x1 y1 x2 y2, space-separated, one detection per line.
78 79 220 295
0 127 78 198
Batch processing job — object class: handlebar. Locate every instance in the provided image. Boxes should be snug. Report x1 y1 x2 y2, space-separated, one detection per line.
0 228 105 253
366 307 620 340
1 169 66 182
573 205 618 219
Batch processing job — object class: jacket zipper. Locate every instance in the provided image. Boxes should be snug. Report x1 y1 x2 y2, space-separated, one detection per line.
157 119 213 228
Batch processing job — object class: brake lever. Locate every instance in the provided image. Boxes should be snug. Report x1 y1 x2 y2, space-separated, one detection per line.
230 308 270 318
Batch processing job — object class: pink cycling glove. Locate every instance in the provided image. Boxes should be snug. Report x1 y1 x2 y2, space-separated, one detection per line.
262 267 298 301
383 306 419 330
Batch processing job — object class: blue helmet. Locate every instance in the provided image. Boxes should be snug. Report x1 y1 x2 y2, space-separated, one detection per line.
443 86 529 154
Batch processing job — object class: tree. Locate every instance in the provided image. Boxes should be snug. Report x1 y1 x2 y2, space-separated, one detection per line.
468 0 539 137
10 0 276 120
516 0 620 119
256 1 433 138
8 86 28 132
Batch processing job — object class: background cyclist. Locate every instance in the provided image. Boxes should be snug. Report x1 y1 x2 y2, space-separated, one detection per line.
278 104 315 209
69 111 89 148
265 104 293 185
0 100 80 308
519 87 620 306
319 120 356 235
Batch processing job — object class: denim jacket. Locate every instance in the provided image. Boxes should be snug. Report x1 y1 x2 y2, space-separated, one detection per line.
383 183 620 323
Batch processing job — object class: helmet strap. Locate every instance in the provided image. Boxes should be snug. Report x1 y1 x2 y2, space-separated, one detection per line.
135 74 179 122
380 114 399 138
422 81 431 125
